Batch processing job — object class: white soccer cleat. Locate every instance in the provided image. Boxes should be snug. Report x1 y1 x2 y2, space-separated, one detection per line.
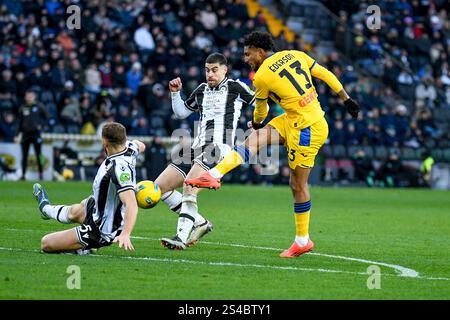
186 220 213 247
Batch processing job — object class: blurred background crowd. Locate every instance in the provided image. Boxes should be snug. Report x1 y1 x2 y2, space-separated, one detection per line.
0 0 448 187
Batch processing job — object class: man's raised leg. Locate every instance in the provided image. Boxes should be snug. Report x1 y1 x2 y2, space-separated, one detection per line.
161 163 213 250
185 125 282 188
33 183 86 224
156 165 212 245
156 165 185 214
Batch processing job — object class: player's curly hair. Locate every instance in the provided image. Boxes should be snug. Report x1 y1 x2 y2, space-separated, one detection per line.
243 31 275 51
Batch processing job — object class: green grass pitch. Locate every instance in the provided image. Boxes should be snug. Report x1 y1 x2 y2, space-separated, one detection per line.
0 181 449 299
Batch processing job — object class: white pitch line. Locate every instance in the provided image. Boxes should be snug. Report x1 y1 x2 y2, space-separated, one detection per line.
0 246 389 277
3 228 448 281
96 253 371 276
0 246 448 281
133 236 419 278
0 245 367 276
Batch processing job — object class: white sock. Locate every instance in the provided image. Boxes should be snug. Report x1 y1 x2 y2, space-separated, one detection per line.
43 205 72 224
209 168 223 179
162 190 182 214
162 190 206 227
177 194 207 243
295 235 310 247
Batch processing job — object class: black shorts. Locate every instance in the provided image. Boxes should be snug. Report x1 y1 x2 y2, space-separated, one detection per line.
169 144 232 178
75 196 115 250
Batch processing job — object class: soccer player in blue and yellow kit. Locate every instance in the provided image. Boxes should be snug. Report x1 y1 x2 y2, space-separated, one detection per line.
186 31 360 257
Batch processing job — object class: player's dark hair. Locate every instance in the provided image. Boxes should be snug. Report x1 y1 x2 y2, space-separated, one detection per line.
102 122 127 146
205 53 227 65
243 31 275 51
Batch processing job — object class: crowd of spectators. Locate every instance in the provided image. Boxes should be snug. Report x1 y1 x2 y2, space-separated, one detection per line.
319 0 449 151
0 0 448 186
324 0 449 105
0 0 261 140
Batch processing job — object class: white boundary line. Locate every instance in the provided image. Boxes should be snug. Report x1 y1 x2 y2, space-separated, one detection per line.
3 228 449 281
133 236 420 278
0 245 448 281
0 245 368 277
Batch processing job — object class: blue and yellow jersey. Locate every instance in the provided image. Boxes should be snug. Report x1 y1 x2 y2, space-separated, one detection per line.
253 50 343 129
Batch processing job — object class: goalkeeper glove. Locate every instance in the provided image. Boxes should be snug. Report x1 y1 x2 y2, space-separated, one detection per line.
344 98 360 119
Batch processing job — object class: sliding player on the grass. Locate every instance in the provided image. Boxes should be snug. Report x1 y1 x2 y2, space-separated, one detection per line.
158 52 255 250
186 32 360 258
33 122 145 254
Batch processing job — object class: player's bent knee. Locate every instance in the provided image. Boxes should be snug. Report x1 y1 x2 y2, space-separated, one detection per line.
41 235 53 252
67 207 77 221
155 180 170 195
67 205 83 223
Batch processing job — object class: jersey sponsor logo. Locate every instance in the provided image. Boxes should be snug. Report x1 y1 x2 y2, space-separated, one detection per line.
119 172 131 183
268 53 295 72
298 89 318 107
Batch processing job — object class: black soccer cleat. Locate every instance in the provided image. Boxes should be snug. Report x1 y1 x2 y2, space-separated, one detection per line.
33 183 50 220
160 235 187 250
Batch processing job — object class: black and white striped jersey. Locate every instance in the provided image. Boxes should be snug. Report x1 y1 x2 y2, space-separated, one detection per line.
91 141 139 242
184 77 255 149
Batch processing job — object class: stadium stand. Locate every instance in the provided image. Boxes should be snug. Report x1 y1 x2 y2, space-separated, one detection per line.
0 0 448 187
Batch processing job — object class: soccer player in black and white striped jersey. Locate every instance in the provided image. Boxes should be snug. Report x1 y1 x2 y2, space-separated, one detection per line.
33 122 145 254
158 53 255 250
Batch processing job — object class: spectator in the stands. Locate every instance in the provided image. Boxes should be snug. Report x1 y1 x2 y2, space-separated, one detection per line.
352 149 376 187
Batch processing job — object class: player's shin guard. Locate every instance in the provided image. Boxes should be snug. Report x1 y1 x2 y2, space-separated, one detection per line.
294 201 311 246
211 145 251 178
177 194 199 243
42 205 72 224
162 190 206 227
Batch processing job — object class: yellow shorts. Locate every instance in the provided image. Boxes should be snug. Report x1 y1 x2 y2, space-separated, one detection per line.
268 114 328 169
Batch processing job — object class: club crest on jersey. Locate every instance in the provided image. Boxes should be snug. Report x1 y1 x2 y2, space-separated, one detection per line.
120 172 131 182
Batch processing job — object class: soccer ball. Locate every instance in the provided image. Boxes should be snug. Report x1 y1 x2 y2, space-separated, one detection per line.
135 180 161 209
62 168 74 180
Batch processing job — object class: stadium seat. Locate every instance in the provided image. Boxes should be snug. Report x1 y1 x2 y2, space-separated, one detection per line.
332 145 346 158
374 146 388 160
401 147 416 160
443 149 450 162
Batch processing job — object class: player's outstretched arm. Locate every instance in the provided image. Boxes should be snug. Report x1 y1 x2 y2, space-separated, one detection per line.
114 189 138 251
131 139 146 153
251 100 270 130
337 89 360 119
169 77 193 119
310 63 360 119
252 76 270 129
